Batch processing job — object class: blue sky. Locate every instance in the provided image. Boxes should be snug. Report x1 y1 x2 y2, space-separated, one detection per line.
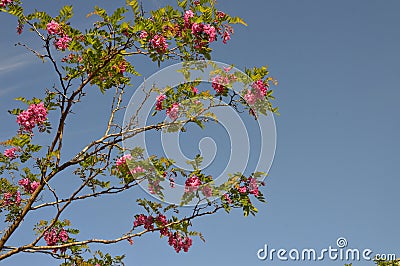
1 0 400 265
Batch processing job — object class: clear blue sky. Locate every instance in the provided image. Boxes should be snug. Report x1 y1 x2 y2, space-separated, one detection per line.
1 0 399 265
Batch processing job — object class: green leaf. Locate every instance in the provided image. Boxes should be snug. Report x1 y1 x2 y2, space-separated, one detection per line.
6 4 24 18
57 5 73 22
126 0 140 17
177 0 188 9
229 16 247 26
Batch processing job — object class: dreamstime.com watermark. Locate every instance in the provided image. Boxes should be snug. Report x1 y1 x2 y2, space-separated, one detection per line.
257 237 397 262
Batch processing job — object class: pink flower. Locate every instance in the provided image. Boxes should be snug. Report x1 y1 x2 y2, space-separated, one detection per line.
192 87 198 94
0 0 13 8
244 80 268 105
134 214 146 227
3 147 18 159
223 66 232 73
118 61 126 73
184 10 194 20
238 186 247 194
223 31 231 44
144 216 154 230
55 35 72 50
248 177 259 195
156 94 166 111
148 179 160 195
15 191 21 205
3 192 13 206
30 181 40 193
116 154 132 167
184 10 194 27
191 23 203 35
130 166 145 174
166 103 179 120
46 20 60 35
252 79 268 97
150 34 168 53
204 24 216 42
168 232 193 253
185 175 202 193
217 11 226 18
18 178 30 188
4 191 22 206
139 30 148 39
244 90 257 105
223 193 232 204
112 60 126 74
16 22 23 35
44 228 58 246
212 75 229 94
16 102 48 133
58 229 69 242
18 178 39 194
156 214 168 225
202 185 212 197
44 227 69 253
169 177 175 188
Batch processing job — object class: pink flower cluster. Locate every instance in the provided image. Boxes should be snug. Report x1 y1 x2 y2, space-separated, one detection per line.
148 179 160 195
16 22 23 35
217 11 226 18
130 166 145 175
3 147 18 159
156 94 166 111
44 228 69 253
252 79 268 96
168 232 193 253
223 193 232 204
238 177 261 195
184 175 202 193
2 191 21 206
112 60 127 74
134 214 154 231
191 23 217 43
16 102 48 133
248 177 259 196
204 24 217 42
0 0 13 8
202 185 212 197
46 20 60 35
184 9 231 45
18 178 39 194
116 154 132 167
55 35 72 50
238 186 247 194
133 213 192 252
244 79 268 105
46 20 72 51
61 53 83 63
134 213 169 236
223 31 231 44
139 30 148 39
156 214 169 236
183 10 218 45
169 177 175 188
211 75 230 94
166 103 179 120
150 34 168 53
184 10 194 28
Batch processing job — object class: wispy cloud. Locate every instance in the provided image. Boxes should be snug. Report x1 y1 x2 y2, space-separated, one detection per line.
0 51 39 75
0 86 19 97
